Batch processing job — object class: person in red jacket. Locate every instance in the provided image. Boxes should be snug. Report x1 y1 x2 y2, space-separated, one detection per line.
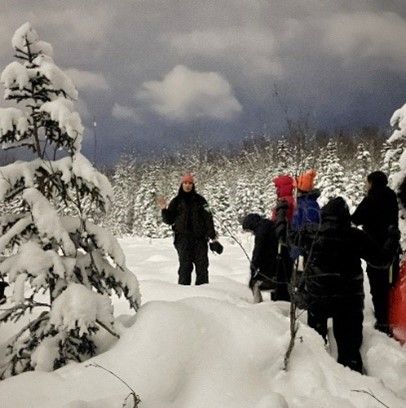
271 175 296 301
272 175 295 222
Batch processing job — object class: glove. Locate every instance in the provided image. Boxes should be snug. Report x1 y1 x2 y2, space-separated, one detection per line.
250 263 260 278
209 240 224 254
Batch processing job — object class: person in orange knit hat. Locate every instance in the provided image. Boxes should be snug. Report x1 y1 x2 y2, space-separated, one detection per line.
296 169 317 193
292 169 320 231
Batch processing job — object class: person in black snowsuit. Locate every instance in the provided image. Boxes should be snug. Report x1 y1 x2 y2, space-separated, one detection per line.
352 171 399 334
158 173 218 285
302 197 399 373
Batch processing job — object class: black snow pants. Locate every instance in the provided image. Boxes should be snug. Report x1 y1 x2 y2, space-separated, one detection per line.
272 245 293 301
308 303 364 373
174 235 209 285
367 264 393 332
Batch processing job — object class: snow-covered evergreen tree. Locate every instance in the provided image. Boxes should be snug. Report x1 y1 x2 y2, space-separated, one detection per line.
0 23 140 378
345 142 371 210
384 103 406 189
108 156 137 236
132 163 169 238
384 103 406 248
317 140 347 205
274 137 294 174
203 170 236 235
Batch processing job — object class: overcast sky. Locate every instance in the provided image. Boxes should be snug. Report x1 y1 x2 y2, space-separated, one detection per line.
0 0 405 164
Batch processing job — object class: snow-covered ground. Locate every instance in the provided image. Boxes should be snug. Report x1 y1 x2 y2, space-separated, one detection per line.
0 237 406 408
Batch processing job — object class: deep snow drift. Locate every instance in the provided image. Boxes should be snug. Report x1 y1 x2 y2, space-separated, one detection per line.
0 237 405 408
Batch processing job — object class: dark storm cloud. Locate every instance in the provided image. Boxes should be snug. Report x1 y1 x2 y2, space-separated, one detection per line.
0 0 405 164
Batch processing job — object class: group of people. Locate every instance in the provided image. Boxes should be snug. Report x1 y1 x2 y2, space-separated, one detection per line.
157 170 401 374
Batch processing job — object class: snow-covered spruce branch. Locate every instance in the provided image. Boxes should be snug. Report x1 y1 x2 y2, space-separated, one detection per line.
0 22 140 378
0 299 50 323
87 363 141 408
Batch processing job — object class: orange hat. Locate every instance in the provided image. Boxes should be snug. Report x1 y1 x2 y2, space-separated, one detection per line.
296 170 317 192
181 173 194 184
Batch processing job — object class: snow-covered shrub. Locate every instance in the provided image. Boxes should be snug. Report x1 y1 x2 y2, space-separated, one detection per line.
0 23 140 378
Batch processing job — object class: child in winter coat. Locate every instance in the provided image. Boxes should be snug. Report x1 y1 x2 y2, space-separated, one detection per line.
272 175 295 222
271 175 296 300
242 213 278 294
301 197 399 373
291 170 320 232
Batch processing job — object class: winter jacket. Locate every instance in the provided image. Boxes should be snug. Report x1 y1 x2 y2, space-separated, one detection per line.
272 175 295 222
242 214 278 284
162 187 216 240
302 197 399 313
291 189 321 231
352 185 398 244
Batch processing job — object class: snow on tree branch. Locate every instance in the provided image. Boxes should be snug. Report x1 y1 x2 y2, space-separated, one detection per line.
50 283 114 337
0 22 140 379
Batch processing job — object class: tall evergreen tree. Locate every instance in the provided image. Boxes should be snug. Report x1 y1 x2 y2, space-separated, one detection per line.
384 103 406 188
384 103 406 248
0 23 140 378
318 140 347 205
345 142 371 209
108 156 137 236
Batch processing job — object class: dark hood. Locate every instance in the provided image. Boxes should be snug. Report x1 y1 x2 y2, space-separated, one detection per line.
241 213 262 231
321 197 351 228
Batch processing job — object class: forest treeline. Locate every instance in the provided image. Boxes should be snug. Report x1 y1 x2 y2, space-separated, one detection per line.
103 126 391 238
0 125 393 239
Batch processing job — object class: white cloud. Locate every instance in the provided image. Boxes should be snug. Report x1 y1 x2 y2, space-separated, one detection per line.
64 68 109 92
136 65 242 122
321 12 406 70
112 103 141 123
76 98 90 121
168 28 282 77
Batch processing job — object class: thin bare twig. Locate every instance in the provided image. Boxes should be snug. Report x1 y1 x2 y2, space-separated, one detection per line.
351 389 390 408
87 363 141 408
96 319 120 339
212 214 251 263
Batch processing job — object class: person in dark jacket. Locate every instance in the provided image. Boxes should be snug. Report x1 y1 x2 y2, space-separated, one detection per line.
352 171 399 334
302 197 399 373
241 212 291 301
158 173 218 285
242 214 278 292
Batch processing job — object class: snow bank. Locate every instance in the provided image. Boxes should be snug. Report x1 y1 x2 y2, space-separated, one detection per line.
0 238 405 408
0 296 405 408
